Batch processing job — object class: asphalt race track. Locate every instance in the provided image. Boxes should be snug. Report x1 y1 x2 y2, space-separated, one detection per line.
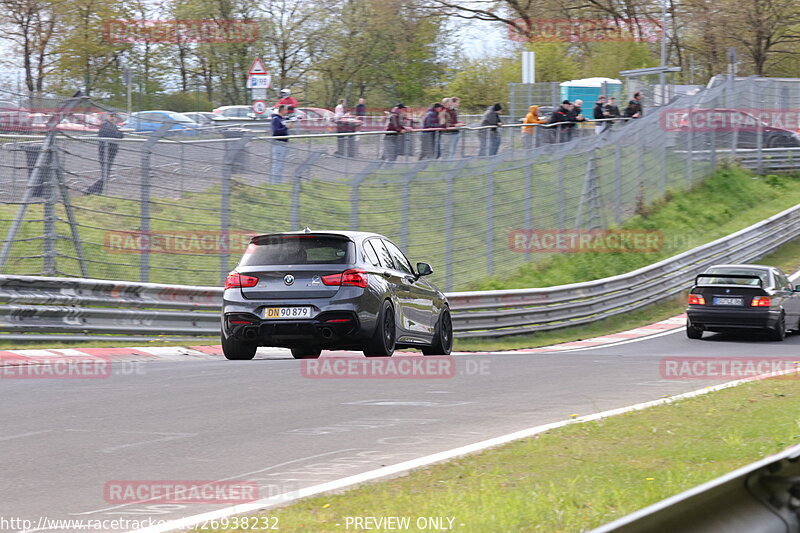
2 328 799 531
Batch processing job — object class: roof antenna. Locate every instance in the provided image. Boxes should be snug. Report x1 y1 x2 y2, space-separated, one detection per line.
303 227 311 233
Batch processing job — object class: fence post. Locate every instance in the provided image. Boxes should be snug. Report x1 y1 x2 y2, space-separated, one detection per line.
686 118 694 186
350 162 383 231
220 133 253 282
139 121 174 283
42 146 56 275
523 162 533 263
291 152 322 231
443 160 468 292
557 157 565 229
614 144 623 224
400 162 428 251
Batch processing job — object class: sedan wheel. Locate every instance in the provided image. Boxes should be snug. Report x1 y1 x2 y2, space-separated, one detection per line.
221 334 257 360
769 314 786 342
423 308 453 355
364 301 395 357
686 321 703 340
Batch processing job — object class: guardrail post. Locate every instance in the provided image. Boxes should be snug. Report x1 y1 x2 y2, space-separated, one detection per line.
221 132 253 282
709 129 717 171
139 121 174 283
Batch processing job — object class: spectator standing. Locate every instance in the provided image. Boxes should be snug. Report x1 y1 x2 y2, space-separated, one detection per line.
276 89 298 108
334 99 346 119
420 102 445 160
440 97 464 158
88 114 124 195
355 98 366 117
382 104 410 161
479 103 504 156
548 100 577 143
522 105 546 148
270 104 291 183
624 92 644 119
593 95 609 134
605 97 621 123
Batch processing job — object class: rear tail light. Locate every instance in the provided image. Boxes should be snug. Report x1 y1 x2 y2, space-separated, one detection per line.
688 294 706 305
225 272 258 289
751 296 771 307
322 269 368 288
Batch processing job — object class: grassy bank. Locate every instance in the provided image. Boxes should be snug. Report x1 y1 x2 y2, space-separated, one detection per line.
469 167 800 290
198 376 800 533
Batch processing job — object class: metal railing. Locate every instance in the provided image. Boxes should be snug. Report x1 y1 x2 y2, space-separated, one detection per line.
1 200 798 342
591 442 800 533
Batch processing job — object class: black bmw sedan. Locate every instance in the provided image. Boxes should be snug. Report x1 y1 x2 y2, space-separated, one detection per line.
686 264 800 341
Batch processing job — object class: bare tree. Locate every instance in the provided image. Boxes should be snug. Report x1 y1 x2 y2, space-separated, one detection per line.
0 0 61 96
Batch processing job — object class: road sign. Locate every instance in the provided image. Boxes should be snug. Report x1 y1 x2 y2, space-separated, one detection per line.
251 88 267 100
249 57 267 75
252 100 267 115
247 75 271 89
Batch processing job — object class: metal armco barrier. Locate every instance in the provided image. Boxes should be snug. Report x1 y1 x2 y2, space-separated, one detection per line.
591 443 800 533
1 201 799 341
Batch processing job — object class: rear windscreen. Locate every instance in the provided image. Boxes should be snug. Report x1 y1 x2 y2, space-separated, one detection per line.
700 268 769 286
238 236 352 266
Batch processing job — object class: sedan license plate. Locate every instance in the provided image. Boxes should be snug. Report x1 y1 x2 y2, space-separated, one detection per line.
264 307 312 319
713 297 743 306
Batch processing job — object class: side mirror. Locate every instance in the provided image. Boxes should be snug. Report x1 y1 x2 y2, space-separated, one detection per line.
795 284 800 292
416 262 433 277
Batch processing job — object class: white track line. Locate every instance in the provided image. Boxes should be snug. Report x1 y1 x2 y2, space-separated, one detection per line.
127 367 797 533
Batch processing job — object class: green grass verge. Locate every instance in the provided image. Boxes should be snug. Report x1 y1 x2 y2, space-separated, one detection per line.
468 167 800 290
195 376 800 533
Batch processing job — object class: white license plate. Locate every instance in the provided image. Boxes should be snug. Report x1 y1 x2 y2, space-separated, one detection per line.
263 307 312 319
713 297 743 306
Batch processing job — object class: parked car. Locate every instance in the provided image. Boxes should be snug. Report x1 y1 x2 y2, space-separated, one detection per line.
211 105 254 119
292 107 337 133
122 110 200 135
686 264 800 341
221 229 452 359
183 111 220 126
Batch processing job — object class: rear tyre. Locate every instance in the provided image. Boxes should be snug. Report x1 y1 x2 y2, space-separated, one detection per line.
769 314 786 342
291 347 322 359
221 334 257 360
686 321 703 340
422 308 453 355
364 300 395 357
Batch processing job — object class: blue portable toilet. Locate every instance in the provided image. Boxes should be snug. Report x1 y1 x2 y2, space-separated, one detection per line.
560 77 623 104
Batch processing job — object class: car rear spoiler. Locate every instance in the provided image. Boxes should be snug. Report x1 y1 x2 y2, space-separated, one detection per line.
694 273 763 288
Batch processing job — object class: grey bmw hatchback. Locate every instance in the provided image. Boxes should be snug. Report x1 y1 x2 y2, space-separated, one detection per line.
221 229 452 359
